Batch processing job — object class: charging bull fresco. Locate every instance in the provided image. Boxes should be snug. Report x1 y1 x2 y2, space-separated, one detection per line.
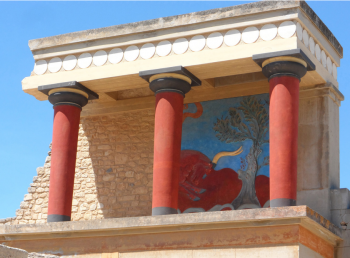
179 94 270 213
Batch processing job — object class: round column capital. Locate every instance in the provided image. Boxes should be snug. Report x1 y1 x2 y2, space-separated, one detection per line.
48 87 89 109
262 56 307 81
149 73 192 96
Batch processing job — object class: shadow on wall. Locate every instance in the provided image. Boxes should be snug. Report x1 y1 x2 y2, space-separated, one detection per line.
72 109 155 220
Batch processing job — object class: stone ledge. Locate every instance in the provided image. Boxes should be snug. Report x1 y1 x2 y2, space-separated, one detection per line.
0 206 343 244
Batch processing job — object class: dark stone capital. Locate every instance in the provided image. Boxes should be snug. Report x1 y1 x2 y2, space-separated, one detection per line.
252 49 315 81
38 81 98 109
139 66 201 96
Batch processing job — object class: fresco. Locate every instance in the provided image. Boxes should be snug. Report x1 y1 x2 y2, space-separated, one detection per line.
179 94 270 213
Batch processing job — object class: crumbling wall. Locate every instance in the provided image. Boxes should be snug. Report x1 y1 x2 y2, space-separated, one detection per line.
2 109 154 225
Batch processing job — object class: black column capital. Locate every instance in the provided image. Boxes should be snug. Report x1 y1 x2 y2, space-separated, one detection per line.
38 81 99 109
139 66 201 96
253 49 315 81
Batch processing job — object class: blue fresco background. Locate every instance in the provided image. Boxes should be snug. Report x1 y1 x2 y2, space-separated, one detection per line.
181 94 270 177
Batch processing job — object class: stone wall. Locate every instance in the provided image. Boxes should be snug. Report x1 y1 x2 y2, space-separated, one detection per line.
3 109 155 225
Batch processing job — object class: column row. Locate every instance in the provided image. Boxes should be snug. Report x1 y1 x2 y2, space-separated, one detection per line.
40 52 310 222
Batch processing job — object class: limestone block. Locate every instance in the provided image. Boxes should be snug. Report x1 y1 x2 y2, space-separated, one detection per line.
297 189 331 220
331 189 350 210
24 194 33 201
20 202 29 209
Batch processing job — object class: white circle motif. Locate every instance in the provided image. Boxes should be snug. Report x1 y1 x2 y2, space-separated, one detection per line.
309 37 315 55
48 57 62 73
173 38 189 55
242 27 259 44
207 32 224 49
140 43 156 59
156 40 172 57
78 53 92 69
332 63 337 80
108 48 123 64
34 60 47 75
124 45 140 62
327 57 333 74
278 21 296 39
63 55 77 71
93 50 108 67
302 30 309 48
321 50 327 68
315 44 321 61
189 35 206 52
260 24 277 41
296 22 303 40
224 29 241 46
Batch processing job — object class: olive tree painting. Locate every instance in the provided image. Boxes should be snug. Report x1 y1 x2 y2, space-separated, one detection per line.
213 96 269 210
179 94 270 213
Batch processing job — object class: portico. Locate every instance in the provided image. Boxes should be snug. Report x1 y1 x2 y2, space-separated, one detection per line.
4 1 348 257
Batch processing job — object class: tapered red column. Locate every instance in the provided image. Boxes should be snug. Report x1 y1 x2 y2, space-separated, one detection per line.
48 104 81 222
139 66 201 215
153 91 184 215
269 75 300 207
261 56 308 207
38 82 98 222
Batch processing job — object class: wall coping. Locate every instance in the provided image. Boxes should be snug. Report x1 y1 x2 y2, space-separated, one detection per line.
28 1 342 57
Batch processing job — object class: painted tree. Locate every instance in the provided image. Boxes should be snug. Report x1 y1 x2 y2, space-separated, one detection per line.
213 96 269 209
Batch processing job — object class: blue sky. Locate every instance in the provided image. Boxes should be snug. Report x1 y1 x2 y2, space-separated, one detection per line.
0 1 349 219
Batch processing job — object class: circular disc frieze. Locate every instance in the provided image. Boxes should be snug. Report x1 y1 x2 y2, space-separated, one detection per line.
78 53 92 69
309 37 315 55
327 57 333 74
34 60 47 75
302 30 309 48
321 50 327 68
63 55 77 71
224 29 241 46
207 32 223 49
315 44 321 61
140 43 156 59
189 35 206 52
296 22 303 40
260 24 277 41
108 48 123 64
242 27 259 44
278 21 296 39
93 50 108 66
173 38 189 55
48 57 62 73
156 40 172 57
124 45 140 62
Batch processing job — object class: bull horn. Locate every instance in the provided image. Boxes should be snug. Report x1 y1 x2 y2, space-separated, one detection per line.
212 146 243 164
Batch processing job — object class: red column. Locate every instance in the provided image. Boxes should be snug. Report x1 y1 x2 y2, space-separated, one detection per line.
152 91 184 215
269 75 299 207
48 105 81 222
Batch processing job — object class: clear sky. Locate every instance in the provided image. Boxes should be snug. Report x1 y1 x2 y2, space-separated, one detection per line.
0 1 349 219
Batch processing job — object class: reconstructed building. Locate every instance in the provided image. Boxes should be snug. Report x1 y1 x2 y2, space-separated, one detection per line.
1 1 349 257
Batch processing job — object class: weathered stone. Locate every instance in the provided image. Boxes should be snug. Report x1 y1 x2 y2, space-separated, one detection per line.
24 194 33 201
